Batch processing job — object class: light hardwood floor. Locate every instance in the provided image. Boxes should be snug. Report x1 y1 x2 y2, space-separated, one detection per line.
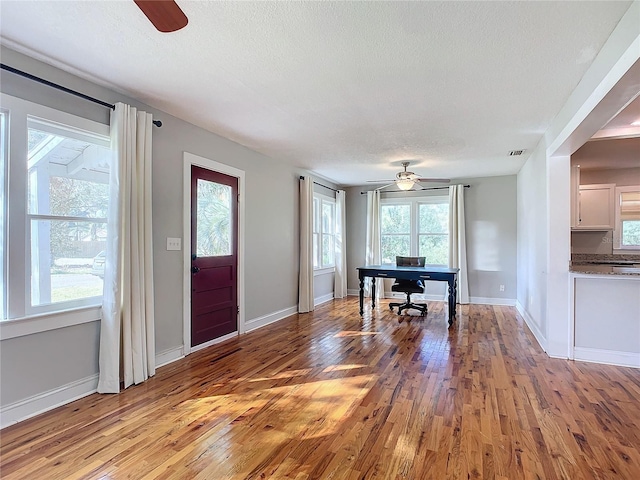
1 298 639 479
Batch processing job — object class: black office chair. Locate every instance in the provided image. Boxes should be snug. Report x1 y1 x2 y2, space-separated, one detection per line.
389 256 428 316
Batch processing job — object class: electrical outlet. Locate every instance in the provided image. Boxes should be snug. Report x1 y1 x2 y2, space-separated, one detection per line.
499 284 505 292
166 237 181 251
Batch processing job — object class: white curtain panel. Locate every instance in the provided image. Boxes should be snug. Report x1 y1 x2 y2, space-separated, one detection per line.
334 190 348 298
98 103 156 394
449 185 470 304
298 177 314 313
365 190 383 300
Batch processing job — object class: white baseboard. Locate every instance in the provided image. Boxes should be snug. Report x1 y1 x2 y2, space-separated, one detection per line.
245 305 297 333
0 374 99 430
314 293 334 306
516 300 547 352
155 346 185 368
347 289 515 307
469 296 516 306
191 331 238 353
573 347 640 368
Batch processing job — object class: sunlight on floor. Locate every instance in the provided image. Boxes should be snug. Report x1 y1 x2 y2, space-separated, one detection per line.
334 330 381 337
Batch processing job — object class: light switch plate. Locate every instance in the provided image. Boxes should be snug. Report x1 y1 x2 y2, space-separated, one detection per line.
167 237 181 251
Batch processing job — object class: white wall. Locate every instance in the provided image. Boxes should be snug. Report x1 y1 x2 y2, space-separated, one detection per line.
516 146 548 344
516 0 640 357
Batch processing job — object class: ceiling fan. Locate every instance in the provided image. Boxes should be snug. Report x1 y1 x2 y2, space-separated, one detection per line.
134 0 188 33
368 162 450 191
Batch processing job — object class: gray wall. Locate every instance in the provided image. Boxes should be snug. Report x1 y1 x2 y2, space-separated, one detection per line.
346 175 517 301
0 46 310 406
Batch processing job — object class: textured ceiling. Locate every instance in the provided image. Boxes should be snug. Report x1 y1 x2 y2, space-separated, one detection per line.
0 1 633 186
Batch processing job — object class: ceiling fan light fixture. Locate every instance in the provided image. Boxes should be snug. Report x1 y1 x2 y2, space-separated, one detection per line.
396 178 415 191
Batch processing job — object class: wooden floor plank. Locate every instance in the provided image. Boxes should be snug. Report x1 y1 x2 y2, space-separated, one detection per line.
1 299 639 479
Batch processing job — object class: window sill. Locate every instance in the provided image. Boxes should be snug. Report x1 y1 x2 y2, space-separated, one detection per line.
613 248 640 254
314 267 335 276
0 305 101 341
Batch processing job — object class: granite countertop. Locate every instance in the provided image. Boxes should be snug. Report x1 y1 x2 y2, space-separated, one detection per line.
570 254 640 276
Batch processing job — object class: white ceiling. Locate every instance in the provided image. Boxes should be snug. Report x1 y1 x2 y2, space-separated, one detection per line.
0 1 633 186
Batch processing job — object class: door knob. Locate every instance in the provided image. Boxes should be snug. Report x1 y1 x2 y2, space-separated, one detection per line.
191 266 200 274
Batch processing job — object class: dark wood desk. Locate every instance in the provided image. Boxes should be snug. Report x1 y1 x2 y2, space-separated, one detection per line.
357 264 459 325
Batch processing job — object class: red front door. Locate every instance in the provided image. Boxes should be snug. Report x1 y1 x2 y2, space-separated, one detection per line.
190 165 238 347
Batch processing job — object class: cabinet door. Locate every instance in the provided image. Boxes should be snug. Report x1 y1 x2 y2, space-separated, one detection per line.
571 165 580 227
577 184 615 230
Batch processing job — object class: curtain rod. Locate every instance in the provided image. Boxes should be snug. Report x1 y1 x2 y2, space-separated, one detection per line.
1 64 163 127
299 176 340 193
359 184 470 194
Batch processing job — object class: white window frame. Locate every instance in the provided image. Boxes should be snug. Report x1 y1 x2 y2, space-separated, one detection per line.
380 195 449 266
613 185 640 252
26 116 110 313
0 94 109 338
313 192 336 273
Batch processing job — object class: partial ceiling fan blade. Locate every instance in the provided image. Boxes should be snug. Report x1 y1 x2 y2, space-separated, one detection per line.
367 180 395 183
416 178 451 183
375 183 396 191
134 0 188 33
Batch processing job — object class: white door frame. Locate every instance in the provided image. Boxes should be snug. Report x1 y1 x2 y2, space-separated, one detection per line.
182 151 246 355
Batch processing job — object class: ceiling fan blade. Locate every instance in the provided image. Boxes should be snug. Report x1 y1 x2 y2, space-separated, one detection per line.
375 183 396 191
367 180 395 183
134 0 188 33
416 178 451 183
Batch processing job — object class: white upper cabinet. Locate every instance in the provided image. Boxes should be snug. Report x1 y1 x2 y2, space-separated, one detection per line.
573 183 616 230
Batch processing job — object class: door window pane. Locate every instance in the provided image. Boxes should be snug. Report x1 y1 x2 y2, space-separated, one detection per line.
197 179 232 256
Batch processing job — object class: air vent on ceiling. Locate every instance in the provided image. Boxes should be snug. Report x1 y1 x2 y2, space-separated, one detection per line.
509 149 525 156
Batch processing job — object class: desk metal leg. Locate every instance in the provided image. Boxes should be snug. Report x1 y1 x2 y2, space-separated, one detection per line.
359 277 365 315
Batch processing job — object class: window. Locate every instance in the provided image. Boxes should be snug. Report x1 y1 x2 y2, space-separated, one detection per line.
614 186 640 251
381 196 449 265
418 201 449 265
196 179 232 256
381 203 411 262
27 118 110 307
1 93 111 323
313 193 336 269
